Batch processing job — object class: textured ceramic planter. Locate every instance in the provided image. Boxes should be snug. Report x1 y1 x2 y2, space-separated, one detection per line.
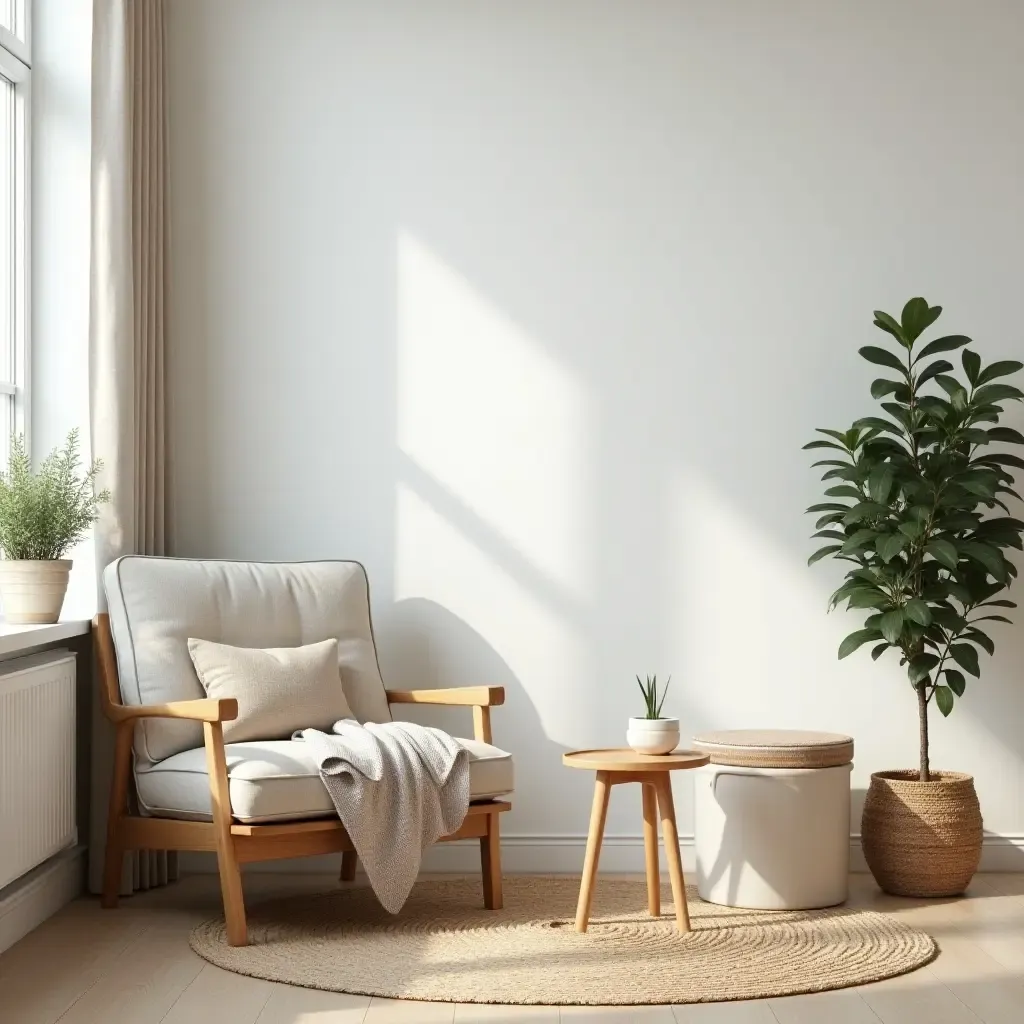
627 716 680 755
861 769 982 897
0 559 73 624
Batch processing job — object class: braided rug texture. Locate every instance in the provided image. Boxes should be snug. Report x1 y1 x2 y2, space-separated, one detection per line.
189 876 936 1006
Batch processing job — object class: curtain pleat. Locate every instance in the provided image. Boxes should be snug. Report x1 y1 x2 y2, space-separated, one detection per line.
88 0 177 895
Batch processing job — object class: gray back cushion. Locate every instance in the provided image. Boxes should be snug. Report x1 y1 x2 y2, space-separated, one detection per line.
104 557 392 764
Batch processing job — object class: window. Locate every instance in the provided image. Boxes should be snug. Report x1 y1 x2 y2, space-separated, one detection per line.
0 0 27 466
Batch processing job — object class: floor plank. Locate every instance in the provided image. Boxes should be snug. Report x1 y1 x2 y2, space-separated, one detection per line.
979 874 1024 898
768 990 880 1023
857 966 983 1024
953 913 1024 973
162 964 276 1024
927 936 1024 1022
0 902 148 1024
56 925 205 1024
364 995 456 1022
561 1006 676 1022
672 1002 779 1022
453 1003 559 1022
256 983 372 1023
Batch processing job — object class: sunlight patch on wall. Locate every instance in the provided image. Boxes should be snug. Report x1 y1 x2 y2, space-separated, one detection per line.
668 472 904 735
396 231 593 603
394 482 592 736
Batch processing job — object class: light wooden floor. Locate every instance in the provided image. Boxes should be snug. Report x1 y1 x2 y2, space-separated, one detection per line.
3 872 1024 1023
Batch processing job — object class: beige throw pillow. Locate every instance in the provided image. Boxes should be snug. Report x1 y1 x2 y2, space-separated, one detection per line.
187 637 352 744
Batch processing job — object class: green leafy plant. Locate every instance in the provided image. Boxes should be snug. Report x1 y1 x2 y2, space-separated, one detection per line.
806 298 1024 782
0 429 110 560
636 674 671 719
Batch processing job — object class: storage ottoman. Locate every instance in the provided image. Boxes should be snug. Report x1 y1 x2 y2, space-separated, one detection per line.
692 729 854 910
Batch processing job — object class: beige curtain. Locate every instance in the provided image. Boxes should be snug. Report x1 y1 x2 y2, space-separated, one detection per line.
88 0 175 895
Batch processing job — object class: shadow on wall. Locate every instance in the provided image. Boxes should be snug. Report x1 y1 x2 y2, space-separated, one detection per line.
377 598 573 836
378 598 700 842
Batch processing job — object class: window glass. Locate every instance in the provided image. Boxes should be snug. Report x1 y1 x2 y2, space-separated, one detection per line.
0 73 12 465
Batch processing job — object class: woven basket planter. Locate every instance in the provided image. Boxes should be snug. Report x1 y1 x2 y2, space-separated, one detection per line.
861 770 982 897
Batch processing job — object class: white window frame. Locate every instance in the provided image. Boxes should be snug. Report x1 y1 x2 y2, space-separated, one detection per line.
0 0 29 453
0 0 30 67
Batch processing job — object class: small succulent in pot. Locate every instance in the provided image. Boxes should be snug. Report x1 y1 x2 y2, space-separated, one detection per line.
627 674 680 755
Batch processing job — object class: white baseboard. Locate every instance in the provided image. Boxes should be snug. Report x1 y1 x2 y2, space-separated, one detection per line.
848 833 1024 872
0 845 84 955
180 832 1024 876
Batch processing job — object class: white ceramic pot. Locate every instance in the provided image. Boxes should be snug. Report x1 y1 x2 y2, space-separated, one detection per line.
0 559 73 624
626 716 680 755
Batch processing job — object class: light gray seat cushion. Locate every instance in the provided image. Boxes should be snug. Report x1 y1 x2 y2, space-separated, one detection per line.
135 736 515 823
103 557 392 765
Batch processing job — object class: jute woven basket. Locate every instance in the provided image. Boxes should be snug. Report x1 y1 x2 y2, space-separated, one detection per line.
861 770 982 897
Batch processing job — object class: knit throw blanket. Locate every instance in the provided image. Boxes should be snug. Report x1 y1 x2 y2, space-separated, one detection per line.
294 720 471 913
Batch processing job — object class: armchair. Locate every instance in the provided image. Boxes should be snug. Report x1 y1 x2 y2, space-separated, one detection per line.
96 557 513 946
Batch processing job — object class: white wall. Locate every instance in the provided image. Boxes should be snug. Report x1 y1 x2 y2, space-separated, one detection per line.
166 1 1024 867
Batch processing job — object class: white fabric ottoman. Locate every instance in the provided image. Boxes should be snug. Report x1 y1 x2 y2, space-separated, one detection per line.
692 729 854 910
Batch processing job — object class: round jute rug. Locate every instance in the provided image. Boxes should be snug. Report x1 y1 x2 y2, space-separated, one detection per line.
189 877 937 1005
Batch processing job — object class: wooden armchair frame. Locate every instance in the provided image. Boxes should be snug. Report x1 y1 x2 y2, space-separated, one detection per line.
94 613 510 946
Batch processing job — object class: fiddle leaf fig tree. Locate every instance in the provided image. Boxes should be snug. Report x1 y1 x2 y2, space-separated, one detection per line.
805 299 1024 782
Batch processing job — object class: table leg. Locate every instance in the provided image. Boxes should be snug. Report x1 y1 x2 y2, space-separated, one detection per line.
575 770 611 933
655 774 691 932
642 780 660 917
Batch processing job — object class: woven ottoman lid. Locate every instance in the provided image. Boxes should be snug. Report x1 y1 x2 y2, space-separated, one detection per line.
692 729 854 769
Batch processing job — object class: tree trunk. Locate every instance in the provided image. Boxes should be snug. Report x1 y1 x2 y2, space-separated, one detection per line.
917 683 930 782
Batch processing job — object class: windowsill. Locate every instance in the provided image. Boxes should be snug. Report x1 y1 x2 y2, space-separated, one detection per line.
0 619 90 656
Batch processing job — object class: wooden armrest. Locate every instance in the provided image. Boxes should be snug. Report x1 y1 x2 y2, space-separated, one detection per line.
386 686 505 708
387 686 504 744
93 613 237 727
106 697 239 724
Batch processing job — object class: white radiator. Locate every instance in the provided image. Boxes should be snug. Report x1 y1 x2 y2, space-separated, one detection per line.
0 652 77 891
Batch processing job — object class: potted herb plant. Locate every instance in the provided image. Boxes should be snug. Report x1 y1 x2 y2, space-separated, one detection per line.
0 429 109 624
806 298 1023 896
627 674 679 754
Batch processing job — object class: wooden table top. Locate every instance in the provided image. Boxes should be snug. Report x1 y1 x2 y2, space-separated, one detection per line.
562 748 710 772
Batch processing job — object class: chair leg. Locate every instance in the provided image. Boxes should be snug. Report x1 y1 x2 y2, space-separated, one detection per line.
215 842 247 946
204 722 248 946
101 723 134 909
340 850 358 882
480 809 503 910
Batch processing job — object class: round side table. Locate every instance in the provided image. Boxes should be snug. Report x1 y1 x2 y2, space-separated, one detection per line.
562 748 709 933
